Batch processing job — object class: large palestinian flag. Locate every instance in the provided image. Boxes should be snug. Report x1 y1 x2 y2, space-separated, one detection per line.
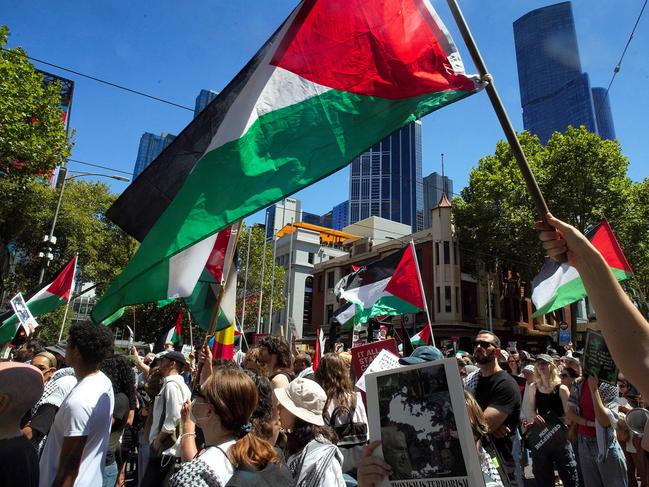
0 256 77 344
334 244 425 329
91 0 481 324
532 219 632 317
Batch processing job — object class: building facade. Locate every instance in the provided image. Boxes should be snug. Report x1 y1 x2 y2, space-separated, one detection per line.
513 2 614 143
331 200 349 230
591 87 616 141
349 121 424 232
132 132 176 179
423 172 453 229
194 89 218 118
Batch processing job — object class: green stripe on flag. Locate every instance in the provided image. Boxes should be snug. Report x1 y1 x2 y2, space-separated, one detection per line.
340 295 422 330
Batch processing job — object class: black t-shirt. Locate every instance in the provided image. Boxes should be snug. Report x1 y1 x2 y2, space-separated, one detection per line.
474 370 521 479
0 435 39 487
106 392 130 465
29 403 58 450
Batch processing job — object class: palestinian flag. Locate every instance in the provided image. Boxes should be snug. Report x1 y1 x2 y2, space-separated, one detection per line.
411 325 432 347
101 306 126 326
532 219 633 317
334 243 425 329
0 256 77 344
154 310 183 352
91 0 480 325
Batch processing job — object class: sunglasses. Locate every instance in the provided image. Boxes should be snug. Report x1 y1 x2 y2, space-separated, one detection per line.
473 340 495 349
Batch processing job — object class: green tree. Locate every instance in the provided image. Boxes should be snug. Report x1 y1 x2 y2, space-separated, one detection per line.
0 26 71 178
0 177 137 340
237 224 286 332
453 127 642 285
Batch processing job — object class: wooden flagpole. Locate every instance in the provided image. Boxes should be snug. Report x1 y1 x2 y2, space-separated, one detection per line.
410 240 436 347
445 0 562 253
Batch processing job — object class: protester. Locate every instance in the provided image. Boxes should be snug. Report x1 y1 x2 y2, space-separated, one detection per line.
562 355 582 377
259 336 294 388
14 337 46 363
565 374 627 486
617 374 648 487
561 367 580 391
464 330 522 487
274 378 345 486
138 367 163 487
522 365 535 385
23 352 77 452
294 351 315 380
244 370 283 447
315 352 368 473
507 354 521 377
522 354 578 487
171 367 292 486
0 362 44 487
537 213 649 399
241 346 269 378
39 321 115 487
99 355 136 487
141 350 191 487
45 340 68 369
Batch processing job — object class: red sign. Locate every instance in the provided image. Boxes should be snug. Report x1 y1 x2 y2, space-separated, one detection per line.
351 339 399 379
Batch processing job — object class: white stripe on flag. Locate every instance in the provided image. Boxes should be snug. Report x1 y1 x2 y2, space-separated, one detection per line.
531 262 579 310
167 234 218 297
340 277 392 309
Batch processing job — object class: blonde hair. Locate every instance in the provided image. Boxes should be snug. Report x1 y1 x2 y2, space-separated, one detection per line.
464 391 489 437
533 361 561 389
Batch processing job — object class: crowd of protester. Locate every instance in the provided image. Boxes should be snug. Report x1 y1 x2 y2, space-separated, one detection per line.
1 217 649 487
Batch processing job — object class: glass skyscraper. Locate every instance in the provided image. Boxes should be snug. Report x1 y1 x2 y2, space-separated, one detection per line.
194 89 218 119
349 121 423 232
591 87 616 140
423 172 453 229
132 132 176 179
514 2 614 143
331 200 349 230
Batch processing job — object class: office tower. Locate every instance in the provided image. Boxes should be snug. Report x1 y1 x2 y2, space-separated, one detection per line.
513 2 613 144
132 132 176 179
349 121 424 232
591 87 616 140
331 200 349 230
265 198 301 239
194 89 218 118
423 172 453 229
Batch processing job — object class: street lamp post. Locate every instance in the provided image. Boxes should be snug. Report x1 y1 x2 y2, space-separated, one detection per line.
37 167 130 284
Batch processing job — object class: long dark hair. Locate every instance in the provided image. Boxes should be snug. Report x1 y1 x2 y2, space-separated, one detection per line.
314 353 355 412
285 417 338 457
100 354 136 409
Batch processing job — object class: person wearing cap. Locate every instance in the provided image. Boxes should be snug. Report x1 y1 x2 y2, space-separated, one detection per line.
274 378 345 487
0 362 44 487
141 350 191 487
562 354 582 377
521 354 578 487
521 365 535 386
38 321 115 487
464 330 521 487
169 367 292 487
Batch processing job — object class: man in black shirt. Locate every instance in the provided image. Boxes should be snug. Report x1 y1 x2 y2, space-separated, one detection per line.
469 330 521 487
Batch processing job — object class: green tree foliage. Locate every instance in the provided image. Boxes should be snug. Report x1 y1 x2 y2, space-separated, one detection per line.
453 127 646 294
237 224 286 332
0 176 137 340
0 26 71 177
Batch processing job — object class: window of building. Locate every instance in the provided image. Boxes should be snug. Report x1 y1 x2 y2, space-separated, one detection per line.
326 304 334 324
435 242 440 266
436 287 441 313
445 286 452 313
453 242 458 265
443 241 450 265
303 277 313 326
455 286 459 313
308 252 314 264
327 271 335 289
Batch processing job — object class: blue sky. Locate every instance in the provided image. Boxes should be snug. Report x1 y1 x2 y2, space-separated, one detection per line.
3 0 647 225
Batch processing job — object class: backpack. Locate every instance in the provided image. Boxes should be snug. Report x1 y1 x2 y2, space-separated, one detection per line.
326 404 368 448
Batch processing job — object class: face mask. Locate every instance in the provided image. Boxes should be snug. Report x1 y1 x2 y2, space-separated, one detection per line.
189 399 210 423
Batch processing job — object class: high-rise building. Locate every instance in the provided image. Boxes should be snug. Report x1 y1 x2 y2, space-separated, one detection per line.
266 198 301 240
513 2 614 144
331 200 349 230
423 172 453 229
132 132 176 179
194 89 218 119
349 121 423 232
591 87 616 141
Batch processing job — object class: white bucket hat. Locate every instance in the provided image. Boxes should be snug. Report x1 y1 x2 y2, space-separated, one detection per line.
274 378 326 426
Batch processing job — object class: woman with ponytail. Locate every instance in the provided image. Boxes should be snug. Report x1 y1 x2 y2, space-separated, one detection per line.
170 366 292 487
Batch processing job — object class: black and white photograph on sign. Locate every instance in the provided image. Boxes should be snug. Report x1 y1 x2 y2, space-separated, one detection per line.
10 292 34 327
365 358 484 487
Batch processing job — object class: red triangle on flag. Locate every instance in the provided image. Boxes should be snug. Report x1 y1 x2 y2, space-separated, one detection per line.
590 219 633 274
47 256 77 301
384 245 425 310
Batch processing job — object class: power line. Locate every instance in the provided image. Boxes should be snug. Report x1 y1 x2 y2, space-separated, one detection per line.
595 0 648 121
1 47 194 112
68 158 132 176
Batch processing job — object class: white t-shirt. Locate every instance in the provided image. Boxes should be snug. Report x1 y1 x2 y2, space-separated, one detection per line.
47 375 78 408
39 371 114 487
198 440 236 486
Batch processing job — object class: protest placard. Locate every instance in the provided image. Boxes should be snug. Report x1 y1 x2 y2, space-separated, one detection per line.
583 329 618 385
365 358 483 487
523 412 567 456
10 293 38 335
351 339 398 379
355 348 402 392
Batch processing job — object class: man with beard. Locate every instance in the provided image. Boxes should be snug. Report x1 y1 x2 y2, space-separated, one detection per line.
464 330 521 486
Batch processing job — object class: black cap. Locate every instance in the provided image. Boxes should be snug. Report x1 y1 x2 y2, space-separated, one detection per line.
161 350 186 366
46 340 67 359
